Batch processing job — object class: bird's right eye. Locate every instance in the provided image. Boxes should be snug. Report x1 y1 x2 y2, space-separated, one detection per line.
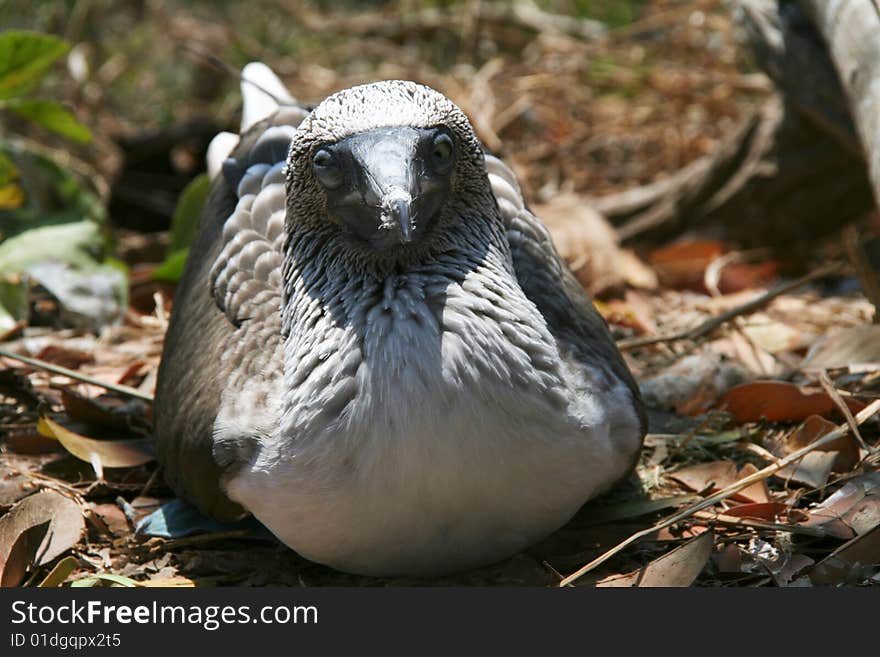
313 148 344 189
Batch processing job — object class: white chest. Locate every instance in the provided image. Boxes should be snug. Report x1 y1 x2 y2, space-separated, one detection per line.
222 270 641 575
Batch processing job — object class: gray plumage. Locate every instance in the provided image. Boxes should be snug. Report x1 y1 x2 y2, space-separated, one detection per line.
155 76 645 576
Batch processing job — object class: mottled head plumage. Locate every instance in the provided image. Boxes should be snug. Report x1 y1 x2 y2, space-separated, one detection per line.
288 80 483 164
283 80 500 272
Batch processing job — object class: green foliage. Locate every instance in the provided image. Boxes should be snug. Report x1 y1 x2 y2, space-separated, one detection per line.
0 30 118 330
0 30 91 142
0 221 105 274
0 30 69 99
0 151 24 209
0 142 105 241
154 173 211 283
168 173 210 254
4 98 92 142
152 249 189 283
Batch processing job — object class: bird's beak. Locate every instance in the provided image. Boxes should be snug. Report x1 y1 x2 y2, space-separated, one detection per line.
324 126 452 249
381 189 415 243
349 127 422 245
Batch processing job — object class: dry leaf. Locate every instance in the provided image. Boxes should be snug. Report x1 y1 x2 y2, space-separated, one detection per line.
0 489 84 569
668 461 770 504
60 389 150 433
38 416 155 469
802 473 880 539
774 451 838 489
38 555 79 588
724 502 788 521
784 414 859 474
809 525 880 585
801 325 880 371
716 261 779 294
648 239 725 290
34 345 95 369
536 193 656 295
597 532 714 587
717 381 865 423
0 521 50 587
714 544 742 574
87 503 131 537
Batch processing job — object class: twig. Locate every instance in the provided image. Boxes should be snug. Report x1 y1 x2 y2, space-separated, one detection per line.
692 510 827 538
179 43 292 107
617 262 843 350
818 369 872 454
558 397 880 586
0 347 154 402
151 530 254 552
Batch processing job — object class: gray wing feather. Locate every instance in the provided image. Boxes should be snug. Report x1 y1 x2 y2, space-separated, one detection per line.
485 155 647 442
154 108 305 520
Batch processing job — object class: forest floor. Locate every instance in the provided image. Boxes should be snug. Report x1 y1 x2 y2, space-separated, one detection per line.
1 0 878 587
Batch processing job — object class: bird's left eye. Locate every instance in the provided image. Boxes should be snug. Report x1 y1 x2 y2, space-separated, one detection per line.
313 148 344 189
430 133 454 172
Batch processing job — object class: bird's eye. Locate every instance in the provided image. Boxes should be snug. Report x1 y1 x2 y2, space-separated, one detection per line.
312 148 344 189
430 133 454 172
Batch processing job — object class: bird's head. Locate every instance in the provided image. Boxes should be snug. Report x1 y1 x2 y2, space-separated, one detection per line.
284 81 498 267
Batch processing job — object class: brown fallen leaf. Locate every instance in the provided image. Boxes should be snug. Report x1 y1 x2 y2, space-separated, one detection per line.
87 503 131 537
668 461 770 504
0 521 50 587
0 458 40 505
783 414 859 474
771 553 814 587
802 473 880 539
724 502 788 521
38 417 155 470
34 345 95 369
809 524 880 585
716 261 779 295
648 239 725 291
535 193 657 295
717 381 866 423
60 389 151 434
774 451 839 489
801 325 880 372
0 490 85 570
597 532 714 587
714 543 742 574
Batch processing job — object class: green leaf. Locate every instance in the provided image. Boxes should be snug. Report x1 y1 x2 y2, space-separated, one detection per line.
3 98 91 143
0 31 69 100
38 555 79 588
0 151 18 187
0 151 24 210
0 274 28 332
0 220 104 274
0 141 105 239
69 574 139 588
152 248 189 283
168 173 210 253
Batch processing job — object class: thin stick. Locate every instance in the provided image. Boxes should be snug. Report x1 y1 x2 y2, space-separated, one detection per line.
0 347 154 402
179 43 292 107
692 510 827 538
151 530 254 552
558 397 880 586
818 369 872 453
617 262 843 351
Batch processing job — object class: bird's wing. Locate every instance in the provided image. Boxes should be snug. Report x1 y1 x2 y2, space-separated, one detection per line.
485 154 647 441
154 91 307 520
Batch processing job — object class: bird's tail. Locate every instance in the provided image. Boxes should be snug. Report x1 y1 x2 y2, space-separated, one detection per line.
206 61 297 179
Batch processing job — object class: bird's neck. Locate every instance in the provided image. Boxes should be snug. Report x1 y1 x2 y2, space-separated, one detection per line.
276 214 563 442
